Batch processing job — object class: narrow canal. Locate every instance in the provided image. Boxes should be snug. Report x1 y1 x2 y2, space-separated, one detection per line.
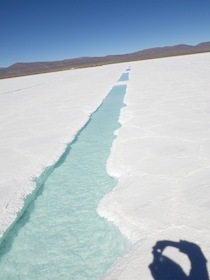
0 82 130 280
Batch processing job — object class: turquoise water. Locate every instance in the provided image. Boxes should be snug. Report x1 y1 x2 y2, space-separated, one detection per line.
0 84 129 280
118 72 129 82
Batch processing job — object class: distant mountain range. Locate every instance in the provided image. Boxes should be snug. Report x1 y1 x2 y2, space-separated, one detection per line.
0 41 210 79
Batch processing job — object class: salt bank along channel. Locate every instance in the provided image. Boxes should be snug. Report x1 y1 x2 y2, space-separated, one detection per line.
0 70 130 280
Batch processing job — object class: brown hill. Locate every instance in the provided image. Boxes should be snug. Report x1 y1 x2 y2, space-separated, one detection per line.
0 41 210 79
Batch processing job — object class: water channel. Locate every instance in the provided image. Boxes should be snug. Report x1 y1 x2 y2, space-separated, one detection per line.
0 82 130 279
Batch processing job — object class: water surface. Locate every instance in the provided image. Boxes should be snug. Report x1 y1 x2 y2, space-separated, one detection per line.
118 72 129 82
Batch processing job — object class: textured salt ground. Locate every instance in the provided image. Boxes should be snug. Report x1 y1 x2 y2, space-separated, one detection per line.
1 53 210 279
99 53 210 279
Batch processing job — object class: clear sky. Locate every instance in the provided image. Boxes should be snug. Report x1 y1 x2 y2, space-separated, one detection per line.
1 0 210 67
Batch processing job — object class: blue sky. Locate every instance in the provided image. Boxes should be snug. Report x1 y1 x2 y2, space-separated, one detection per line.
1 0 210 67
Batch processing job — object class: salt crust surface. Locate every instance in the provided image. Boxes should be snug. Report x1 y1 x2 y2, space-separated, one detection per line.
0 63 127 236
98 53 210 279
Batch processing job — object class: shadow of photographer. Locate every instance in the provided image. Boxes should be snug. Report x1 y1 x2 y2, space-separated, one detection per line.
149 240 209 280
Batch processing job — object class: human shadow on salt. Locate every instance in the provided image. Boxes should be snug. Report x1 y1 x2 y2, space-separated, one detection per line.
149 240 209 280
